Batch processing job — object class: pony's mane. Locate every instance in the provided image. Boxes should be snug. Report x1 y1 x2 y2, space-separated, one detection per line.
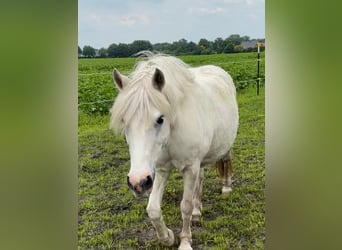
110 52 195 133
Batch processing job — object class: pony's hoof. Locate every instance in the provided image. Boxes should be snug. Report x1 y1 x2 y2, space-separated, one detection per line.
160 229 175 246
178 239 193 250
192 214 201 222
222 186 232 195
192 208 201 222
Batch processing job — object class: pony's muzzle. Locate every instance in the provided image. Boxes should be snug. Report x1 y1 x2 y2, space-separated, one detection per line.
127 175 153 195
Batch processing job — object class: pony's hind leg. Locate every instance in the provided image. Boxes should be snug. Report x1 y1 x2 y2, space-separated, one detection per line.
217 150 233 194
192 168 204 222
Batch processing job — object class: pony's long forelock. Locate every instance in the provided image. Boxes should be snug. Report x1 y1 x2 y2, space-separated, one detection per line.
110 53 195 134
110 82 171 134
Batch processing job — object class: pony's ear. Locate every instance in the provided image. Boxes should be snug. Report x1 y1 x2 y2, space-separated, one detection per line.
152 68 165 91
113 69 129 90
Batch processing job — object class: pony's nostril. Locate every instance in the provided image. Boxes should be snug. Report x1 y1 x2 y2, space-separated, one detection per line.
144 175 153 190
128 175 153 194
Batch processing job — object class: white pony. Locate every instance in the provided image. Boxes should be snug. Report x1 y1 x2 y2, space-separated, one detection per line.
110 52 238 250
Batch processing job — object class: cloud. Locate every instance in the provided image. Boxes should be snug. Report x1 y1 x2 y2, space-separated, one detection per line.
222 0 264 6
222 0 244 3
80 10 150 28
118 14 150 27
190 7 225 15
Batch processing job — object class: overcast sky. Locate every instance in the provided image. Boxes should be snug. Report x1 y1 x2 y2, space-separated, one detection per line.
78 0 265 49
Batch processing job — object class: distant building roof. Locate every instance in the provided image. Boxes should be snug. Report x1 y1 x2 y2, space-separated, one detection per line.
241 40 258 49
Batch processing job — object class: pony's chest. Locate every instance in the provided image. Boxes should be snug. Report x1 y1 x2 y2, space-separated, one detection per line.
164 136 209 168
155 144 192 171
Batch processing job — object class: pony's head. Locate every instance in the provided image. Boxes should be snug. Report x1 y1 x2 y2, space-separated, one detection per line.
110 66 171 197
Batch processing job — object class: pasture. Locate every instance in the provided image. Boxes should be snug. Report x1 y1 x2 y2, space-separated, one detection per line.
78 53 265 249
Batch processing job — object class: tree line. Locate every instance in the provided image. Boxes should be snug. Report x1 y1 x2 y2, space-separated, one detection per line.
79 34 265 58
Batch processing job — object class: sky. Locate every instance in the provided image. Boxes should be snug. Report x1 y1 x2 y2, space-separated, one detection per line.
78 0 265 49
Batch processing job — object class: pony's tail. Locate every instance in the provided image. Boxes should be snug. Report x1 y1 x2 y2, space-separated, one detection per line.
215 151 234 194
215 159 226 178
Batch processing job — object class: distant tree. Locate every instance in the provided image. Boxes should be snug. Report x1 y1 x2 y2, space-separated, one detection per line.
83 34 261 58
153 42 173 54
198 38 211 49
172 39 191 55
213 37 225 53
98 48 107 58
187 41 200 55
107 43 118 57
223 41 234 53
117 43 131 57
82 45 96 57
234 45 244 53
130 40 153 55
226 34 243 46
242 35 250 41
78 46 82 56
198 38 214 54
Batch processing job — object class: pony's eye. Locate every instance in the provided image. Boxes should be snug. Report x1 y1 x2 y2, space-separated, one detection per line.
156 115 164 125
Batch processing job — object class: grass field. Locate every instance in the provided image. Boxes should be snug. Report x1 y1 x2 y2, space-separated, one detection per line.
78 53 265 249
78 53 264 115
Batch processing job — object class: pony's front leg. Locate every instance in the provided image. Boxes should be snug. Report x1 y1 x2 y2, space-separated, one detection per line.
179 162 200 250
146 168 175 247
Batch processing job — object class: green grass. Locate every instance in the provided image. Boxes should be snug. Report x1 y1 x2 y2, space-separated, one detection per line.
78 52 264 115
78 53 265 249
